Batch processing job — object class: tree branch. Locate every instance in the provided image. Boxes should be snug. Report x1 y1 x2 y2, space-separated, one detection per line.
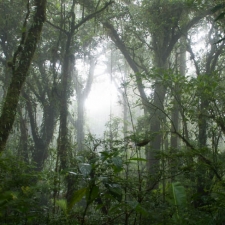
73 1 114 31
103 21 149 109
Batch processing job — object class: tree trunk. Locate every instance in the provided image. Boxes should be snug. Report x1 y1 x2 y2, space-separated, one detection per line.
57 35 73 170
170 36 186 179
0 0 47 152
18 109 29 163
23 89 57 170
77 94 85 151
147 78 167 187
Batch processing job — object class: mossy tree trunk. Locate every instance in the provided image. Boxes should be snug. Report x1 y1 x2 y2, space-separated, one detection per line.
0 0 47 152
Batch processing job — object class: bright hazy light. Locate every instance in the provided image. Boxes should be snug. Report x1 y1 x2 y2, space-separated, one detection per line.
85 62 121 137
74 56 121 137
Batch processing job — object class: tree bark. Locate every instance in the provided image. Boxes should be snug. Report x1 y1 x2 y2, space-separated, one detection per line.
23 90 58 170
18 109 29 162
57 34 74 170
170 36 187 179
0 0 47 152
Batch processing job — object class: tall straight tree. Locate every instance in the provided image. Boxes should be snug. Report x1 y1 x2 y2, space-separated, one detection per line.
0 0 47 152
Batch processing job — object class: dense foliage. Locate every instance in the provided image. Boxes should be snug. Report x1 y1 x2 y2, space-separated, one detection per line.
1 0 225 224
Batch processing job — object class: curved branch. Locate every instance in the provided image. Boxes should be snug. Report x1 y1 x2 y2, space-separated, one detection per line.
73 1 114 31
103 22 149 109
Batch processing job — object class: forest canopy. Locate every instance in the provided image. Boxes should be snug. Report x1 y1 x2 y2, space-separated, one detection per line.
0 0 225 224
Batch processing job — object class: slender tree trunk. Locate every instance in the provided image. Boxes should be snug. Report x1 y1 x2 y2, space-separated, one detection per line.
195 93 209 207
147 80 167 187
123 62 129 138
18 109 29 163
25 94 47 170
123 94 128 138
57 34 73 170
170 36 186 179
77 94 85 151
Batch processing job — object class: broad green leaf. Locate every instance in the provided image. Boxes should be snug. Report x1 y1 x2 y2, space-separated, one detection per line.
86 185 99 202
171 182 186 207
56 2 60 9
171 182 187 220
135 204 148 216
112 157 123 171
79 163 92 176
100 151 113 161
68 187 86 211
56 199 67 215
109 203 123 213
127 200 139 209
105 183 123 202
76 156 84 162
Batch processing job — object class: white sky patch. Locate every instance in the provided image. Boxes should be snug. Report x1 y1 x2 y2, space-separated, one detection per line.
85 74 118 112
85 64 121 137
74 56 122 137
186 22 212 76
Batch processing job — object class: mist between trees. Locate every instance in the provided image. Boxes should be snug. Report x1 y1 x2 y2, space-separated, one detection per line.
1 0 225 224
